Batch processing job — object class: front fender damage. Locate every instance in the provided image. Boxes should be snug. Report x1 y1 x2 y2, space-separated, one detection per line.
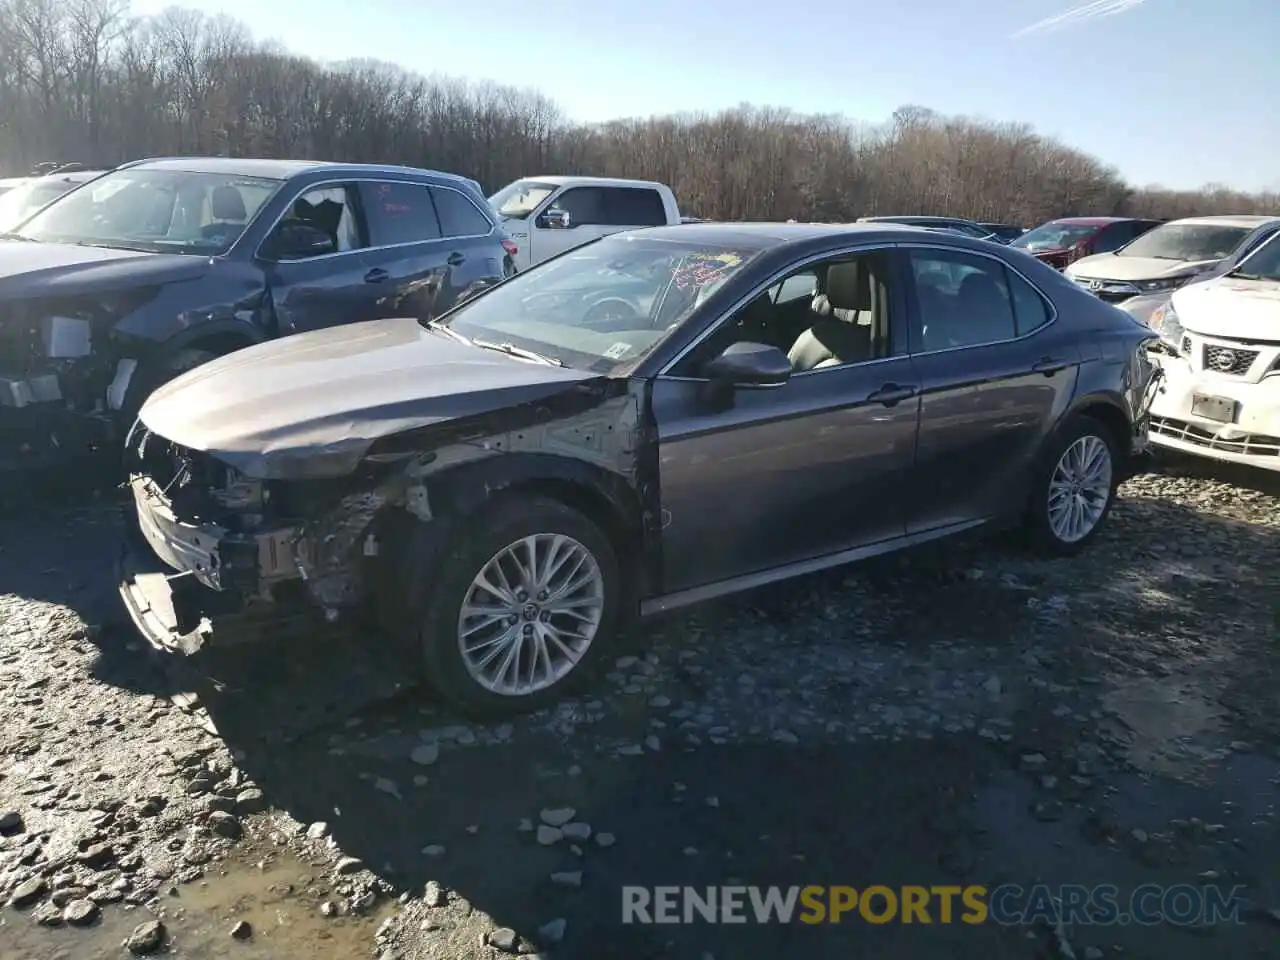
284 383 652 619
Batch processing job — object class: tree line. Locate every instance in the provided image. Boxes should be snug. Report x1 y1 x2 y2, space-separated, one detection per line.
1 0 1275 226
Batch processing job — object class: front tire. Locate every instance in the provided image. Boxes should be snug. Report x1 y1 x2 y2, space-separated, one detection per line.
417 495 621 717
1024 414 1120 556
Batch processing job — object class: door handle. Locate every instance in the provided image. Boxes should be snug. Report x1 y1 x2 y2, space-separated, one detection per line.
447 252 466 267
363 268 389 284
1032 356 1070 376
866 383 917 407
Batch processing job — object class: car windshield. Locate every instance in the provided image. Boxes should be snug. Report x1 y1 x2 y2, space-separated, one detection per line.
1012 222 1099 251
1119 223 1250 262
437 234 758 373
13 168 283 254
1230 232 1280 281
489 180 559 219
0 178 86 232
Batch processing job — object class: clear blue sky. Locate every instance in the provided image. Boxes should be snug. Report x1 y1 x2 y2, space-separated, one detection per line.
131 0 1278 192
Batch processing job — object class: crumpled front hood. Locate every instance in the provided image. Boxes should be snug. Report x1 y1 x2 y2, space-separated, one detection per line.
0 240 210 299
1172 276 1280 340
138 316 603 480
1067 252 1219 282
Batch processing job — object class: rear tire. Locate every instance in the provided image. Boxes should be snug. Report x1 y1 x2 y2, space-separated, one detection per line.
413 494 621 717
1024 414 1120 556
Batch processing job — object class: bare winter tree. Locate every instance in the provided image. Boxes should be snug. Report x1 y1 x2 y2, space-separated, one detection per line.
0 0 1275 222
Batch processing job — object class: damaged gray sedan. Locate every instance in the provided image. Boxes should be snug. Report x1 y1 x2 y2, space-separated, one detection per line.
120 223 1156 716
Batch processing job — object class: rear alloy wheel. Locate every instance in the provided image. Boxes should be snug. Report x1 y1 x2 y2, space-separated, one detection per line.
419 495 620 716
1026 415 1119 555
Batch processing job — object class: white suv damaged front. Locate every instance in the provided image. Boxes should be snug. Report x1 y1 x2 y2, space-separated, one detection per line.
1144 236 1280 470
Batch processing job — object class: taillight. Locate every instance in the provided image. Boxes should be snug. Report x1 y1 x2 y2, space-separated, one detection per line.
501 238 518 258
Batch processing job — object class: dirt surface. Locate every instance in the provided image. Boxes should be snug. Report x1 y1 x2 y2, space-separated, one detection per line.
1 456 1278 959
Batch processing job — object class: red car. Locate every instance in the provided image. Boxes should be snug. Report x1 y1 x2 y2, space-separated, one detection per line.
1011 217 1162 270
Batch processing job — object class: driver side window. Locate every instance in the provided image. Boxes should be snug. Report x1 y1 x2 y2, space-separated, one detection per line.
674 250 896 376
276 184 368 256
551 187 604 226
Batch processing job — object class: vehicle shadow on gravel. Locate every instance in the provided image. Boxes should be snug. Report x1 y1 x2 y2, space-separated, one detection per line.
234 734 1036 959
152 494 1278 957
2 479 1277 958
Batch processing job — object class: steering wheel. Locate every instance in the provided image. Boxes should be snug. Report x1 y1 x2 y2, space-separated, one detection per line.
581 297 640 325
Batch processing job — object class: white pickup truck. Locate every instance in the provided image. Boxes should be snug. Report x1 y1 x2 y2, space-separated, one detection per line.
487 175 681 271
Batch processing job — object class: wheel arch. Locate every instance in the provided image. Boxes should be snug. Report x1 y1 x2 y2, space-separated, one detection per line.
164 319 266 357
426 453 645 559
1063 391 1134 455
380 451 651 609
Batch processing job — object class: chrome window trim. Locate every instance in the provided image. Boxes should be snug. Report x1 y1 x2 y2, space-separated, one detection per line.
654 241 897 380
899 241 1060 358
655 238 1062 379
250 176 495 264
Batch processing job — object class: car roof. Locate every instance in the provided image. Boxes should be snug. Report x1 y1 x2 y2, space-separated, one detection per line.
1169 214 1280 228
615 221 963 250
34 169 107 183
516 175 668 190
1050 217 1133 226
123 157 481 190
858 215 978 224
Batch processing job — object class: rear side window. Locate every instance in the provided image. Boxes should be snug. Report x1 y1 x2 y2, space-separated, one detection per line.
430 186 493 238
1005 267 1052 336
908 249 1016 350
359 181 441 246
1092 222 1132 253
603 187 667 226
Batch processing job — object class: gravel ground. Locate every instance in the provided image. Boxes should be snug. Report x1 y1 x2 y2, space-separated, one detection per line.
0 457 1278 960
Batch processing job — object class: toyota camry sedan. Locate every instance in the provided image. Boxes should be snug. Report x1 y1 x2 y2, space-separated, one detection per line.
119 223 1157 716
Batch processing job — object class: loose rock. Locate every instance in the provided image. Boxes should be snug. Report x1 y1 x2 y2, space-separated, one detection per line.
235 788 267 814
0 810 23 835
540 807 576 827
410 742 440 766
63 898 99 925
536 825 564 845
208 810 242 839
538 917 567 943
10 876 47 908
126 919 167 955
424 880 447 907
487 926 519 952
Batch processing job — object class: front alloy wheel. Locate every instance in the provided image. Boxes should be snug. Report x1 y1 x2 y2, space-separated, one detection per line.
458 534 605 696
415 494 621 716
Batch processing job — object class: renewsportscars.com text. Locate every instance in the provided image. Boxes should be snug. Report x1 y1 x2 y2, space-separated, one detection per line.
622 884 1248 926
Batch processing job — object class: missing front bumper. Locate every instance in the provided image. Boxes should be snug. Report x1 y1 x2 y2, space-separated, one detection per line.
117 536 215 654
120 475 326 654
117 524 331 656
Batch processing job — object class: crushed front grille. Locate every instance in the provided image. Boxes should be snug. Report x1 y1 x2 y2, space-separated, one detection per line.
1202 345 1259 376
1150 416 1280 457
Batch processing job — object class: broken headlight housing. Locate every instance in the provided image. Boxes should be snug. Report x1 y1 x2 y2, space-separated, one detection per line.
1146 300 1184 351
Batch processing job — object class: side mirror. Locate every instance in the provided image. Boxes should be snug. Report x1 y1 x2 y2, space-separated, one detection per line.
536 207 571 230
702 341 791 387
262 220 337 260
